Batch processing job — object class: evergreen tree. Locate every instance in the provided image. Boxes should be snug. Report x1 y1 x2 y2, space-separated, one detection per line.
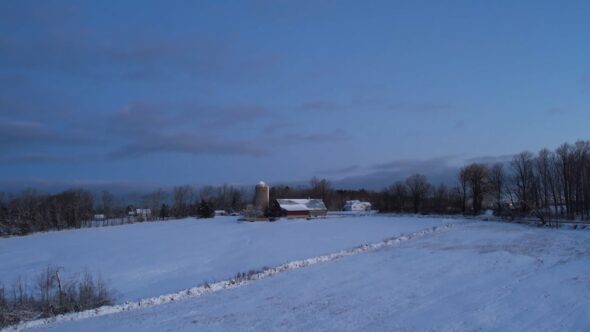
197 200 215 219
159 204 169 219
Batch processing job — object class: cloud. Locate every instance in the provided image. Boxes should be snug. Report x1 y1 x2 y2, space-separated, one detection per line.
297 99 453 115
334 167 459 190
317 165 361 175
98 100 294 160
0 120 92 146
107 133 270 159
329 153 520 190
388 102 452 114
110 102 274 135
0 119 100 150
109 103 183 135
331 156 461 189
208 106 271 127
0 121 54 144
299 101 343 113
464 154 513 165
0 22 275 82
0 178 164 195
274 129 350 144
371 155 458 171
0 152 88 165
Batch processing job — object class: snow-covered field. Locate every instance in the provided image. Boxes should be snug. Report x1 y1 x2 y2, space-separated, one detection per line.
3 216 590 331
0 215 445 302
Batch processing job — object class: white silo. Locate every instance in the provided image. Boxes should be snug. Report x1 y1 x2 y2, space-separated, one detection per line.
254 181 270 213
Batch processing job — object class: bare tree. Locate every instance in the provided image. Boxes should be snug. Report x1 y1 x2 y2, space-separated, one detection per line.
489 163 505 211
100 191 115 218
432 183 450 213
510 151 536 212
172 185 193 218
458 167 468 214
310 177 331 199
142 188 168 218
405 174 431 213
460 163 490 215
387 181 408 212
535 149 553 210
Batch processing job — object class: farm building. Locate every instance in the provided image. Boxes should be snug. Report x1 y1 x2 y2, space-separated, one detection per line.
343 200 372 211
135 208 152 219
274 199 328 218
214 210 227 216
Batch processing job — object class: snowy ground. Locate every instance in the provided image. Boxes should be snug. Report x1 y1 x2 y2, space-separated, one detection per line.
3 217 590 331
0 215 445 302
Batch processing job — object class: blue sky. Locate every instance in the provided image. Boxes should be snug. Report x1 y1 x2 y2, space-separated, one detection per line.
1 0 590 191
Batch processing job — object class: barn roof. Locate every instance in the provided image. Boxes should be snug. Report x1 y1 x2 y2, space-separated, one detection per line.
276 199 327 211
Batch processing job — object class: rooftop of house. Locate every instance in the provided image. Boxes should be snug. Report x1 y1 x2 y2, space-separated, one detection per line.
276 199 327 211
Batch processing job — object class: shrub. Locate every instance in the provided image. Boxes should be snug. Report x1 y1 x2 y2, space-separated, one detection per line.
0 265 116 328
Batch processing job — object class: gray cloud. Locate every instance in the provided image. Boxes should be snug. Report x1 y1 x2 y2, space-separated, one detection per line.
327 156 462 189
274 129 350 144
0 120 90 146
208 106 271 128
371 155 459 172
0 178 164 195
0 121 54 145
0 152 89 165
329 153 519 190
464 154 513 165
0 25 275 82
0 119 101 150
334 166 459 191
109 103 182 136
299 101 343 113
317 165 361 175
388 102 452 114
110 102 273 135
100 101 350 160
107 133 270 159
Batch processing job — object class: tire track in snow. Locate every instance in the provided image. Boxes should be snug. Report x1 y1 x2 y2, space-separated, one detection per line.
4 222 461 331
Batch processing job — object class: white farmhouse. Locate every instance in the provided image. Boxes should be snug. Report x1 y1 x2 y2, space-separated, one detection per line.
135 208 152 219
343 200 372 211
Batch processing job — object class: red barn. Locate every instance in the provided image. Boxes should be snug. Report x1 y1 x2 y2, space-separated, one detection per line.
275 199 328 218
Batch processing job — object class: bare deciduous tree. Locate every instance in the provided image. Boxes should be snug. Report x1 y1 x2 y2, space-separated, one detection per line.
511 151 536 212
405 174 431 213
460 163 490 215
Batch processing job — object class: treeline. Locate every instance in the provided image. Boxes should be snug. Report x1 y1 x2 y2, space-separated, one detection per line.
273 140 590 223
2 140 589 236
165 184 245 218
0 189 94 236
271 175 461 214
0 184 248 236
500 141 590 221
